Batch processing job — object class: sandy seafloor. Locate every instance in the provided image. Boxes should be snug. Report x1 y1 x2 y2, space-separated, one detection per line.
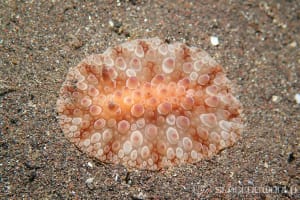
0 0 299 199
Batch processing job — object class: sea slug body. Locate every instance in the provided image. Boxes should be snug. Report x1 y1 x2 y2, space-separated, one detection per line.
57 38 243 170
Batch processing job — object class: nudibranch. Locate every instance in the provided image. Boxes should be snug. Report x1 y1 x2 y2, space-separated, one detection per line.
57 38 243 170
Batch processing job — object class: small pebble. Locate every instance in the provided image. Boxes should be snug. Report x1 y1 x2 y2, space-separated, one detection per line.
247 179 254 186
210 36 219 46
108 19 114 27
294 93 300 104
289 41 297 48
85 177 94 184
272 95 280 103
114 173 120 182
87 162 93 168
264 162 269 168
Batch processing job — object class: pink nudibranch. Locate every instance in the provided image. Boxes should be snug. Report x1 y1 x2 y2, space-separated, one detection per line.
57 38 243 170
